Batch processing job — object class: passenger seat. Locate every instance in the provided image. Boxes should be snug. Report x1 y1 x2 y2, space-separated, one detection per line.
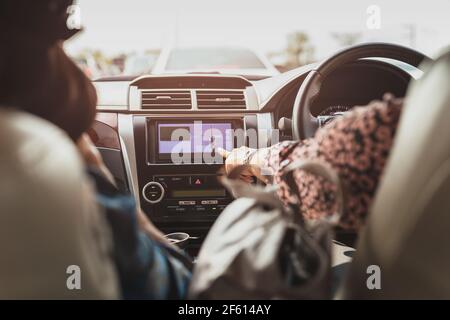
0 109 119 299
342 48 450 299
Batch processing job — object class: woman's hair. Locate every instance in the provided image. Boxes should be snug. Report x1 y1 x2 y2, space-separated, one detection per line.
0 0 96 141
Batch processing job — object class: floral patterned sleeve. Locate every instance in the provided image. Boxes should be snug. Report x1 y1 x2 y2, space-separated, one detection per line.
262 95 403 231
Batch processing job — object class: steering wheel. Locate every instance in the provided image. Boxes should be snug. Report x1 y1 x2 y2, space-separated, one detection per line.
292 42 431 140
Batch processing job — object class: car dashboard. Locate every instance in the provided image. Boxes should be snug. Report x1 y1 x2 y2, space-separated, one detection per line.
90 59 414 252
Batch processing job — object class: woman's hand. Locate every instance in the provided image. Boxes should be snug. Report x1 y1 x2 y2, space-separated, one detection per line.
218 146 268 183
77 133 116 186
77 133 104 167
136 208 174 247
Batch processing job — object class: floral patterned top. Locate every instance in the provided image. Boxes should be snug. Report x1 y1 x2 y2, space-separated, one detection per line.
263 95 403 231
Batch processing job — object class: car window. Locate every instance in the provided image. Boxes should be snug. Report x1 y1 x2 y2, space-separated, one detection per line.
165 48 267 70
124 55 158 75
66 0 450 78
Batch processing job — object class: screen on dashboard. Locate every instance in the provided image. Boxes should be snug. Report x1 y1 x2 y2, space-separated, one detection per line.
155 120 235 162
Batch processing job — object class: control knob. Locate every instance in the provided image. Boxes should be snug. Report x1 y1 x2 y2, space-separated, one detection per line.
142 181 165 204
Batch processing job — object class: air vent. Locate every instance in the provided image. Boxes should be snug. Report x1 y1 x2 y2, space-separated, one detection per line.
141 90 192 109
196 90 246 109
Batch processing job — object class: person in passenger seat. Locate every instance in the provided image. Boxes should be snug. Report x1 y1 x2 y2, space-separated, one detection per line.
0 0 191 299
220 93 404 234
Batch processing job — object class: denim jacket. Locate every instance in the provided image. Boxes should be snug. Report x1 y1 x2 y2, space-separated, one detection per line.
87 166 192 299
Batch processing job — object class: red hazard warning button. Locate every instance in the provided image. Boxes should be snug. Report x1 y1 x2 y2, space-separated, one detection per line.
191 176 205 186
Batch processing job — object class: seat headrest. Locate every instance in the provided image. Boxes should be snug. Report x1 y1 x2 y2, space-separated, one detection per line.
343 49 450 299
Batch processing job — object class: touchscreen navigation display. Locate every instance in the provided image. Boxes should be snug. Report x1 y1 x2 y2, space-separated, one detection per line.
157 121 234 160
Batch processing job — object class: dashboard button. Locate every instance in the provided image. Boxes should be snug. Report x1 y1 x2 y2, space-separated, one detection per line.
201 200 218 205
191 176 206 186
155 176 189 186
170 176 189 185
179 200 196 206
142 182 165 204
192 206 207 212
154 176 168 183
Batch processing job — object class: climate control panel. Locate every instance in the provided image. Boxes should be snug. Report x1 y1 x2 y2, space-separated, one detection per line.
141 174 232 221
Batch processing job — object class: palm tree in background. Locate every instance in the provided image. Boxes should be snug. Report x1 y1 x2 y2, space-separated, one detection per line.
286 32 315 68
331 32 361 47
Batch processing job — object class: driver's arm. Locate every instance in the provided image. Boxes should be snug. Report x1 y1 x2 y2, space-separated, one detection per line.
222 94 403 232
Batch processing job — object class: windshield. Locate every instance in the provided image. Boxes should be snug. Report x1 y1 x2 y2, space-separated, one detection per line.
165 48 266 71
124 53 159 75
65 0 450 78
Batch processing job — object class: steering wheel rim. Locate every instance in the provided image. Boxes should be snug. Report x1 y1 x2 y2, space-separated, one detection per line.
292 42 432 140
